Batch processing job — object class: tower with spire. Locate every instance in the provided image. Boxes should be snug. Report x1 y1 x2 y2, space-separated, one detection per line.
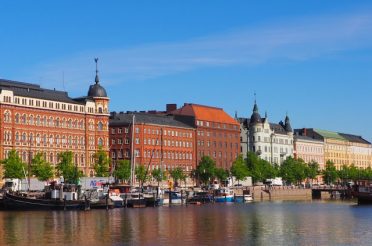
238 96 294 165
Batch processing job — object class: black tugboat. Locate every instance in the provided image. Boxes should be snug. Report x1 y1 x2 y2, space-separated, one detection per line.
2 183 88 210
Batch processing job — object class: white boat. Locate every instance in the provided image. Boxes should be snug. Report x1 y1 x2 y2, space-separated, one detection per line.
214 188 234 203
162 191 184 205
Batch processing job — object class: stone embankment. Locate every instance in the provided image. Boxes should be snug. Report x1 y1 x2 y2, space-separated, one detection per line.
235 186 312 201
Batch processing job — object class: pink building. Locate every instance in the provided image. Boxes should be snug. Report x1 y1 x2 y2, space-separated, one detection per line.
294 135 324 169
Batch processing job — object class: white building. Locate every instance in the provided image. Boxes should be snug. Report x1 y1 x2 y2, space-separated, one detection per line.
238 101 294 165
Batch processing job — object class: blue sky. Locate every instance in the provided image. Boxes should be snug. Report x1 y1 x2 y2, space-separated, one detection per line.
1 1 372 140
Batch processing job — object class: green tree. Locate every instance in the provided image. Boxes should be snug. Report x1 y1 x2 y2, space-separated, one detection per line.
56 151 82 184
114 160 131 183
1 150 26 179
170 167 185 187
31 153 54 182
195 156 216 185
280 157 307 185
151 168 166 187
306 161 319 183
135 165 148 188
215 168 229 186
322 160 338 185
93 147 110 177
230 155 250 185
246 152 277 183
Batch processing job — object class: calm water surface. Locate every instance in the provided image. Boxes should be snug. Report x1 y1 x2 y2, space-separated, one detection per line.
0 200 371 246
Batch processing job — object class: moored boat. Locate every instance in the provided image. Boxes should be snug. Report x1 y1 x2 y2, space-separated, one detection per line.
213 188 234 203
187 191 214 204
354 180 372 205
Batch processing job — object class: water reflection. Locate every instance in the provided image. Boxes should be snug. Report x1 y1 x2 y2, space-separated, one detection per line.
0 201 371 245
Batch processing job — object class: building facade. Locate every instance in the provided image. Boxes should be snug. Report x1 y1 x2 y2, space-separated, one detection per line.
238 101 294 165
295 128 372 169
294 135 325 169
0 67 109 177
171 103 241 169
109 112 196 173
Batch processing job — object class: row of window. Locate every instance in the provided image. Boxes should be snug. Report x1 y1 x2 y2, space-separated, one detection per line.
197 130 239 139
196 120 239 130
3 150 96 167
252 135 293 145
9 96 88 112
4 131 105 147
198 151 238 160
197 140 239 149
5 112 106 131
296 145 323 153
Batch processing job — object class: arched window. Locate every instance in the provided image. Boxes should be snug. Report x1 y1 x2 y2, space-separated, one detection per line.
49 117 54 127
49 135 53 144
21 114 27 124
22 151 27 162
62 136 66 144
56 135 60 144
22 133 27 142
36 115 40 125
15 114 20 123
98 122 103 131
98 138 103 146
29 115 34 125
15 132 20 142
4 111 10 122
29 133 33 143
43 116 47 126
68 136 72 145
68 119 72 128
55 118 60 127
81 154 85 166
98 107 103 113
36 134 40 144
49 153 53 163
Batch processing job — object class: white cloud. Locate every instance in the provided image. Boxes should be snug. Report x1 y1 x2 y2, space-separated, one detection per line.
22 11 372 95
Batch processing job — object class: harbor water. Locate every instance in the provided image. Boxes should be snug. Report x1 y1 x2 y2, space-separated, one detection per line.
0 200 371 246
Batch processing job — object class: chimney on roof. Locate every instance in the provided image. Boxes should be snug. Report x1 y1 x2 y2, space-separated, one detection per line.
166 104 177 113
304 128 307 136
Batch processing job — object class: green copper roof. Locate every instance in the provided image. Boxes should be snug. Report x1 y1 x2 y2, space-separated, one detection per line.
314 129 347 141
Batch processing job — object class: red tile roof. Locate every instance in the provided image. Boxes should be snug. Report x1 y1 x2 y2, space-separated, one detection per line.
172 103 239 126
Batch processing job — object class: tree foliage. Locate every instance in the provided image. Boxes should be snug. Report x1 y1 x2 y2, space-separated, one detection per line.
322 160 338 185
93 147 110 177
31 153 54 181
195 156 216 185
246 152 277 183
170 167 185 186
280 157 307 185
1 150 26 179
215 168 229 185
114 160 131 183
56 151 82 184
151 168 166 185
135 165 148 187
230 155 249 183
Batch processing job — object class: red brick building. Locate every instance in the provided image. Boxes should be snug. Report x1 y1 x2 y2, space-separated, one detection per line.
0 68 109 177
171 103 241 169
109 112 196 173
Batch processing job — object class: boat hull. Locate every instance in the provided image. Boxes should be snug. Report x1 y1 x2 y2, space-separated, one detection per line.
3 192 85 210
214 196 234 203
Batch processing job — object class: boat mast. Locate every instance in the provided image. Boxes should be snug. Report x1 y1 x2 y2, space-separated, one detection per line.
130 114 136 186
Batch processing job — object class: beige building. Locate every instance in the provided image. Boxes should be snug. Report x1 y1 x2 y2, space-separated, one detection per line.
294 135 324 169
295 128 372 170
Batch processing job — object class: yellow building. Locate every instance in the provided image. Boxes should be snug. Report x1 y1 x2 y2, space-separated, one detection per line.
295 129 372 170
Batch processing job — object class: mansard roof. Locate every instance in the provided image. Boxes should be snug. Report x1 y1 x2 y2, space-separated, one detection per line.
0 78 84 104
109 112 194 129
